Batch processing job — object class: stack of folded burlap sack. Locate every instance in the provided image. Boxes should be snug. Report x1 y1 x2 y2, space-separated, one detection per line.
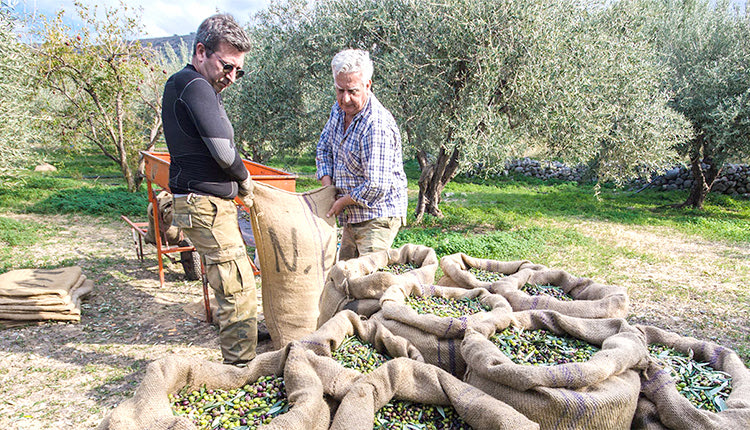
0 266 93 328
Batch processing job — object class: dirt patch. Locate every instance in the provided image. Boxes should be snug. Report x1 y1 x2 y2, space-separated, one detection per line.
0 213 272 429
0 213 748 429
549 219 750 358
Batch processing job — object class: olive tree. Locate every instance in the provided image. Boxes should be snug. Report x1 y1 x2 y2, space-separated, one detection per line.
644 0 750 208
0 9 44 171
236 0 691 220
32 1 166 191
307 0 691 221
224 0 329 163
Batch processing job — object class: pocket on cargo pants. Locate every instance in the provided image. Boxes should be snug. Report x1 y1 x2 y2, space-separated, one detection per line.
204 246 258 364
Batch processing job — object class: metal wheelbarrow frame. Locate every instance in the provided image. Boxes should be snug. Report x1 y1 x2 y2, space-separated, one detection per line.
121 151 297 322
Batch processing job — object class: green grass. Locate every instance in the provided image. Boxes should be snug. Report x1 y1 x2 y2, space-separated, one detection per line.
4 151 749 252
0 216 49 247
394 225 590 261
417 175 750 245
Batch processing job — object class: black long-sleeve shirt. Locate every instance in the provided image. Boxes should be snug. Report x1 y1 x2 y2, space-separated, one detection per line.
162 64 248 198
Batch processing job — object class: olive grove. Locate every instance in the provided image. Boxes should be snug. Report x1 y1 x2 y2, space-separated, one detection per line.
10 0 749 213
232 0 693 221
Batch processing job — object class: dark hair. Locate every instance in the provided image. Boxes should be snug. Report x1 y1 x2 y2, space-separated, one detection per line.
193 14 251 55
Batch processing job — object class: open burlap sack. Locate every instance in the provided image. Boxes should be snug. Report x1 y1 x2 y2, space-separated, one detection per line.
328 357 540 430
146 190 182 245
488 266 630 319
247 182 337 349
634 324 750 430
437 253 546 289
317 243 438 326
461 310 648 430
97 344 331 430
371 284 512 377
299 309 423 364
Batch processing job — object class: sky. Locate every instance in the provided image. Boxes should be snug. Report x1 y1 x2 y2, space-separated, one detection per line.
6 0 272 38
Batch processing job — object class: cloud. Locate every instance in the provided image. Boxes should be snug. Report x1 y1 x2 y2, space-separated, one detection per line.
9 0 269 38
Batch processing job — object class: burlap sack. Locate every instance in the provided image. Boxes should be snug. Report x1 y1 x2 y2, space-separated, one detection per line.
329 357 540 430
146 190 182 245
634 324 750 429
437 252 545 289
248 182 337 349
632 395 669 430
298 309 423 364
0 267 94 325
372 284 512 377
317 244 438 326
488 266 630 318
97 344 330 430
461 310 648 430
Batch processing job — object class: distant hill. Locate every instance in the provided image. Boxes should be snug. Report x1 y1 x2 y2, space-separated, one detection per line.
139 32 195 55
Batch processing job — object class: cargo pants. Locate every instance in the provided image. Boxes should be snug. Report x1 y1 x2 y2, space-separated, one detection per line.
172 194 257 365
338 216 403 261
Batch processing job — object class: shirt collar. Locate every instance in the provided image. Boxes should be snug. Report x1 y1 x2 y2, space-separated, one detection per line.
336 92 374 124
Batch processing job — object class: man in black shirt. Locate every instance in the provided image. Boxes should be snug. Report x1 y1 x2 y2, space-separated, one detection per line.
163 14 258 366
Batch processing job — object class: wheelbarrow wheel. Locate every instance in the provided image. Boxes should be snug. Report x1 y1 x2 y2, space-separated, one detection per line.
179 238 202 281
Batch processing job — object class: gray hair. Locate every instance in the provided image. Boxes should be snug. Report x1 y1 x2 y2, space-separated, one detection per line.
331 49 374 82
194 14 251 55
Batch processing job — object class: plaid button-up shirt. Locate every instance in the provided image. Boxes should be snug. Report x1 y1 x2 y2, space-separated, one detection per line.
316 93 408 225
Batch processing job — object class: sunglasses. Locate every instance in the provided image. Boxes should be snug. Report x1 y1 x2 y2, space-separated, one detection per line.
210 51 245 79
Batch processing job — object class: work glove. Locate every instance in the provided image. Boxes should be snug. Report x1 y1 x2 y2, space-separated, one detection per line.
238 176 255 208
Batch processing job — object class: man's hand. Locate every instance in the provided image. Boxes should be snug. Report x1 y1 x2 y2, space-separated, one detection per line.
320 175 333 187
238 177 254 207
327 194 357 218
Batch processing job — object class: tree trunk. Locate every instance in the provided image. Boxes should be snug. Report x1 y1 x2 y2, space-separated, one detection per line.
678 152 721 209
414 146 460 224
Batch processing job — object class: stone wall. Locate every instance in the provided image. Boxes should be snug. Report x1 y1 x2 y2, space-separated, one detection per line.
469 158 750 198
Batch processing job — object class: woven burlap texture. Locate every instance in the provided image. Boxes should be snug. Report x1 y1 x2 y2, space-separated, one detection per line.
634 324 750 430
317 243 438 326
462 310 648 430
372 283 513 377
248 182 337 349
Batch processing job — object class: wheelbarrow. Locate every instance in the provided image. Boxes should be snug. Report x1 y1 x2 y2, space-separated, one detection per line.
122 151 297 322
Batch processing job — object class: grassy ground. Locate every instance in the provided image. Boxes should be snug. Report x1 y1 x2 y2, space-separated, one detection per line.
1 151 749 428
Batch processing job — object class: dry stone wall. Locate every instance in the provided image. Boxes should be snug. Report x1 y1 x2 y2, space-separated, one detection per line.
470 158 750 198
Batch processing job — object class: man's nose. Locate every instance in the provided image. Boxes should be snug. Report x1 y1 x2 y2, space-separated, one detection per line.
226 71 237 84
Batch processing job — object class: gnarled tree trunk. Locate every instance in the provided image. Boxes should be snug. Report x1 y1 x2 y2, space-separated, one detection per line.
414 146 460 224
679 148 721 209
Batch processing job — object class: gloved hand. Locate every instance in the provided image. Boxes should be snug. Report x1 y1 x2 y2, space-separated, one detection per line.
238 176 254 208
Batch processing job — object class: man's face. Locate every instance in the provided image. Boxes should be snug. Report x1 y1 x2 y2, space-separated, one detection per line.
334 71 371 118
195 42 245 93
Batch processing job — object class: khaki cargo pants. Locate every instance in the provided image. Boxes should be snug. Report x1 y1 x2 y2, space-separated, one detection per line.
338 216 403 261
173 194 257 365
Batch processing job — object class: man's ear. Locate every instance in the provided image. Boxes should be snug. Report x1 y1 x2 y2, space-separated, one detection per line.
365 79 372 92
195 42 208 60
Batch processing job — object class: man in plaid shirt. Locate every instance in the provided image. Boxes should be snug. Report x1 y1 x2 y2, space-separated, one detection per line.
316 49 408 261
